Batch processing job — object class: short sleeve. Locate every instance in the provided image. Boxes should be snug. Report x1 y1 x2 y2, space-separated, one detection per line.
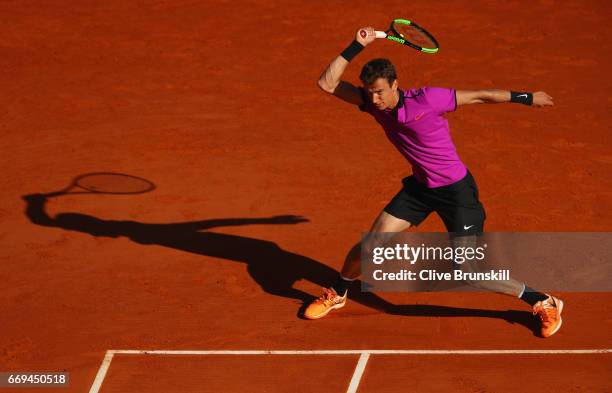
422 87 457 113
358 87 372 113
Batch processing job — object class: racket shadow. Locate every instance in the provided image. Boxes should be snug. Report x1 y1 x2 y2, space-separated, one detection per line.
21 193 537 335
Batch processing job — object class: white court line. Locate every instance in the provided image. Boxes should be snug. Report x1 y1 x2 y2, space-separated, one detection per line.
347 352 370 393
110 349 612 355
89 349 612 393
88 351 114 393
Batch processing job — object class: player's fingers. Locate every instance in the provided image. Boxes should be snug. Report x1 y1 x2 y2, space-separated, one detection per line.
359 27 373 37
357 26 377 45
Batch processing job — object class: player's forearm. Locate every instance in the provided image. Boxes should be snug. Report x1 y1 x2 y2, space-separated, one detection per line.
317 56 351 94
317 30 371 94
478 89 512 104
480 90 536 104
457 89 553 107
481 90 554 107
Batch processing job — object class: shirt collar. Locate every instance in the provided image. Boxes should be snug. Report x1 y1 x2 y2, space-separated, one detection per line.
391 88 404 116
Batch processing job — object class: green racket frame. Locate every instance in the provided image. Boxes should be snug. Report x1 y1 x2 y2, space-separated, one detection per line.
377 18 439 54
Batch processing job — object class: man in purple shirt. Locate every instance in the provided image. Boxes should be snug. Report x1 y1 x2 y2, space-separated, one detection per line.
304 26 563 338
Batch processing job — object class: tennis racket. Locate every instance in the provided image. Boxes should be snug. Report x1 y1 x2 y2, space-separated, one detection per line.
363 18 439 53
44 172 156 197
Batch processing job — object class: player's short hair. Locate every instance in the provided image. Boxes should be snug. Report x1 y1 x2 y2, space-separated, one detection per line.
360 58 397 86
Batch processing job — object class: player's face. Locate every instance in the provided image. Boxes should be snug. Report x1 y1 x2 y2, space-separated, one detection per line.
366 78 399 110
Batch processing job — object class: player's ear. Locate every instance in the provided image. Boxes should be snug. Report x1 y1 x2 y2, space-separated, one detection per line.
391 79 398 90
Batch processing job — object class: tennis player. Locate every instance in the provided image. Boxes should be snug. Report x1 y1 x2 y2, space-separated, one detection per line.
304 27 563 338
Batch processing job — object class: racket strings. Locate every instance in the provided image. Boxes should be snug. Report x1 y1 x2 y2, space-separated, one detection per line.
391 23 436 48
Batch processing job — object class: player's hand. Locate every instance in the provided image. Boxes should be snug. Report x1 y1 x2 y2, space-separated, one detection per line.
356 26 376 46
532 91 554 107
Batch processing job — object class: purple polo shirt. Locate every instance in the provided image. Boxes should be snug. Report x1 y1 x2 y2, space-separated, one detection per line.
360 87 467 188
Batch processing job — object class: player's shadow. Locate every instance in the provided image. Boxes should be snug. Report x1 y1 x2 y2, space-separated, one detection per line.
22 193 538 335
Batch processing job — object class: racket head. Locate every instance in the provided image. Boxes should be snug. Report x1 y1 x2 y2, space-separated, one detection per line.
388 19 439 53
72 172 156 194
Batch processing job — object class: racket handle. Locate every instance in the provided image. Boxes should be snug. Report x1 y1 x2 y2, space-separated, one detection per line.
375 31 387 39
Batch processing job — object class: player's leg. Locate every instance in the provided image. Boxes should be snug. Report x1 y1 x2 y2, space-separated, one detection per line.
435 171 563 337
333 210 413 292
303 211 413 320
303 176 432 320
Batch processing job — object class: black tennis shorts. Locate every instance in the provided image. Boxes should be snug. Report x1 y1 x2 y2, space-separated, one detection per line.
384 170 486 235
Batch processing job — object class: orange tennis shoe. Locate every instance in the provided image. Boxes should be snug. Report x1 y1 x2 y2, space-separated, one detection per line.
303 288 347 320
532 295 564 338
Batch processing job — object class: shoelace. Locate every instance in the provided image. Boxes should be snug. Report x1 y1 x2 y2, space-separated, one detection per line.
317 289 337 305
533 301 556 324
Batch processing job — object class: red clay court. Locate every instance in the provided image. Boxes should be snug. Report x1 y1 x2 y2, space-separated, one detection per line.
1 1 611 392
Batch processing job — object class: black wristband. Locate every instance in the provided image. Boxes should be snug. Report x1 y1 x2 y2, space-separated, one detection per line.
340 40 364 62
510 91 533 106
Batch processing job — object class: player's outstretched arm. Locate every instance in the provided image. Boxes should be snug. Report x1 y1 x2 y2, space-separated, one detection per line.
317 27 376 106
456 90 554 108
